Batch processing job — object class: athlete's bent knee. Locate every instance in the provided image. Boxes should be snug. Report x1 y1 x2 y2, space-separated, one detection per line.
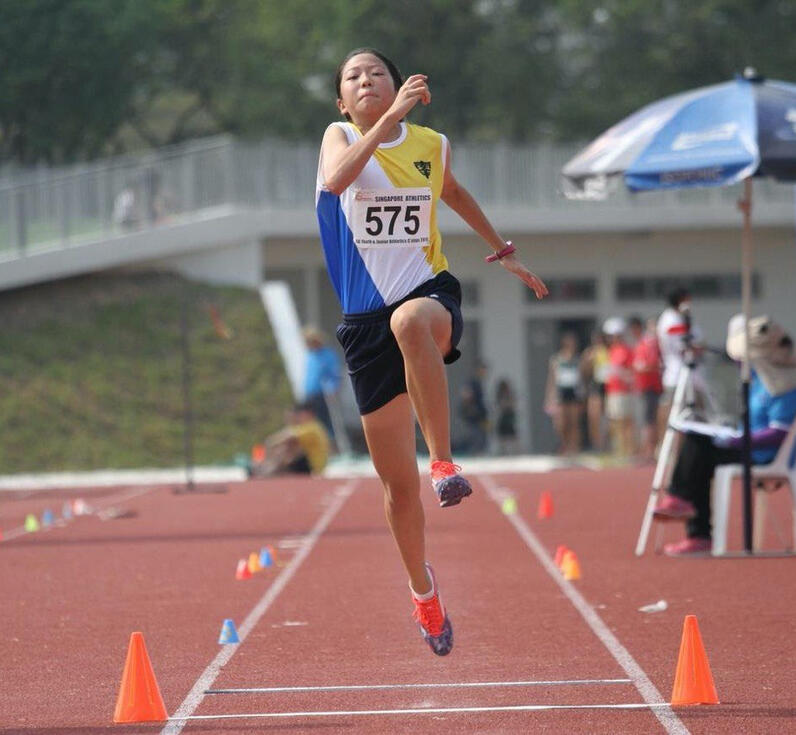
390 307 430 348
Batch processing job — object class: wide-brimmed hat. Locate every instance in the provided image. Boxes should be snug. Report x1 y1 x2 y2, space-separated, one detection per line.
726 314 796 395
726 315 786 361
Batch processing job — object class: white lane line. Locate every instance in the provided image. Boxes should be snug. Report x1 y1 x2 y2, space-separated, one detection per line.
160 480 358 735
478 475 690 735
172 702 672 720
0 485 158 543
206 678 632 694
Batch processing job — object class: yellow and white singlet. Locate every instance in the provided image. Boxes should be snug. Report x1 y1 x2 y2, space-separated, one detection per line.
315 121 449 314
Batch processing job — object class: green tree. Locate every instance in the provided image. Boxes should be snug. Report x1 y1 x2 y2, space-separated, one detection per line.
311 0 563 142
2 0 796 162
0 0 162 163
554 0 796 140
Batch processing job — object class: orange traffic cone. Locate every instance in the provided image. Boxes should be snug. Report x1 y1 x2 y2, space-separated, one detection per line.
537 492 554 519
561 550 581 580
671 615 719 705
113 632 168 723
247 551 262 574
554 544 568 568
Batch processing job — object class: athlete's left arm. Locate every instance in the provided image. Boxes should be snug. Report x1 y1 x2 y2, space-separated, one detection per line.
440 144 548 300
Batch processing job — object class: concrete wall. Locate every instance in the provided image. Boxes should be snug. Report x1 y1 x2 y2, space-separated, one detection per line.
159 239 263 289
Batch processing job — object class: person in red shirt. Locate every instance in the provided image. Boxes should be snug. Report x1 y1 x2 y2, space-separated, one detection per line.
630 316 663 462
603 317 635 458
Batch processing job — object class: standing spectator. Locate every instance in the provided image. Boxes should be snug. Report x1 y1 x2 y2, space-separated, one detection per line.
112 183 138 231
603 317 635 458
630 316 663 462
302 326 342 440
459 360 489 454
580 329 610 451
545 332 583 455
656 287 705 434
494 378 519 455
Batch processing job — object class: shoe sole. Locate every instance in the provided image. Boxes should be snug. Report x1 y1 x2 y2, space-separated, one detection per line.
437 476 473 508
420 616 453 656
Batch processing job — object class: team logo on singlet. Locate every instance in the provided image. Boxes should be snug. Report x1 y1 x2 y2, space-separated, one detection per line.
413 161 431 179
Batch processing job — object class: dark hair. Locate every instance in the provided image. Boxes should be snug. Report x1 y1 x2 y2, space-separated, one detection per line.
667 287 690 308
628 315 643 329
334 48 404 120
293 402 316 415
561 331 579 348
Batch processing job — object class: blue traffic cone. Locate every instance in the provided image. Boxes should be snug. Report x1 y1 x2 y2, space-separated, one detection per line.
41 509 55 527
218 619 240 644
62 502 73 520
259 547 273 568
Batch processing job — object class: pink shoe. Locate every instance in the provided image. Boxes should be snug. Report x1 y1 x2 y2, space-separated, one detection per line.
653 495 696 521
664 537 712 556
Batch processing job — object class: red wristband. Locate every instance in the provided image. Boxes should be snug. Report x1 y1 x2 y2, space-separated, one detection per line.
485 241 516 263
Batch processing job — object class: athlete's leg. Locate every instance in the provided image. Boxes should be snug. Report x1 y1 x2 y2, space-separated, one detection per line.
389 298 453 462
564 402 582 454
588 392 605 451
361 393 430 595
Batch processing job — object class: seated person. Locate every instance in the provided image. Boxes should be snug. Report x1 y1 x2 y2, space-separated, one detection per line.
653 314 796 556
251 404 330 477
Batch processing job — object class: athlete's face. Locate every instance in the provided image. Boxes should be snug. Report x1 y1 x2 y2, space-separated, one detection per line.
337 53 397 122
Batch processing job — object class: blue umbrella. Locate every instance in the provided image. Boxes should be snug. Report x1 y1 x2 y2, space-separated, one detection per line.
561 69 796 555
561 69 796 196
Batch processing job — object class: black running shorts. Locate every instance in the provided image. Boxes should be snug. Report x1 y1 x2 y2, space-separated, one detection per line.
336 271 464 416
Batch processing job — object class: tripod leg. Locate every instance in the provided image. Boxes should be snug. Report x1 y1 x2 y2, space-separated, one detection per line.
636 489 662 556
634 365 691 556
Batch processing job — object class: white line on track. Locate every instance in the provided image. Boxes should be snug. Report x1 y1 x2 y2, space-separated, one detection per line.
172 702 673 721
478 474 690 735
160 479 358 735
206 678 632 694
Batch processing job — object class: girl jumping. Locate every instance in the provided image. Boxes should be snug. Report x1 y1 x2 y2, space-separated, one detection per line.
315 48 547 655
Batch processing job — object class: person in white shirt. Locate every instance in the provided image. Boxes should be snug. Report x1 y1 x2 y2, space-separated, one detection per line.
656 288 706 434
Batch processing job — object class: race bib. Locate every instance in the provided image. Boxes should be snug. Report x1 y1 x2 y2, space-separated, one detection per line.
351 187 432 249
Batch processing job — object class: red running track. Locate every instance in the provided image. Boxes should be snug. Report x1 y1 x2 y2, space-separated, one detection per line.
0 467 794 734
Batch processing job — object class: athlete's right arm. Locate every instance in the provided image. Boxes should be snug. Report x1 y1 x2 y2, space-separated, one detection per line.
320 124 383 195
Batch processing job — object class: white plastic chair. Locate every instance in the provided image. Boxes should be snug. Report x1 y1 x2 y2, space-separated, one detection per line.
712 420 796 555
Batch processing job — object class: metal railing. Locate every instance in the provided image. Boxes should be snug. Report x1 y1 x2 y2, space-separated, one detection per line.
1 134 793 259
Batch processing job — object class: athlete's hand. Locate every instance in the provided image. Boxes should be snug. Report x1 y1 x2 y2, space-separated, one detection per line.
500 256 549 300
386 74 431 121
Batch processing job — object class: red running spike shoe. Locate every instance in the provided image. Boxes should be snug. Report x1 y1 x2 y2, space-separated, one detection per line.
411 563 453 656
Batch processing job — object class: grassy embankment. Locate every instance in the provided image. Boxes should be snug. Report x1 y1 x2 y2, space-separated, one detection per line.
0 272 293 473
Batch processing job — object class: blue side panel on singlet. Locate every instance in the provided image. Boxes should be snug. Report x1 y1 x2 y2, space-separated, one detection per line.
316 190 385 314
